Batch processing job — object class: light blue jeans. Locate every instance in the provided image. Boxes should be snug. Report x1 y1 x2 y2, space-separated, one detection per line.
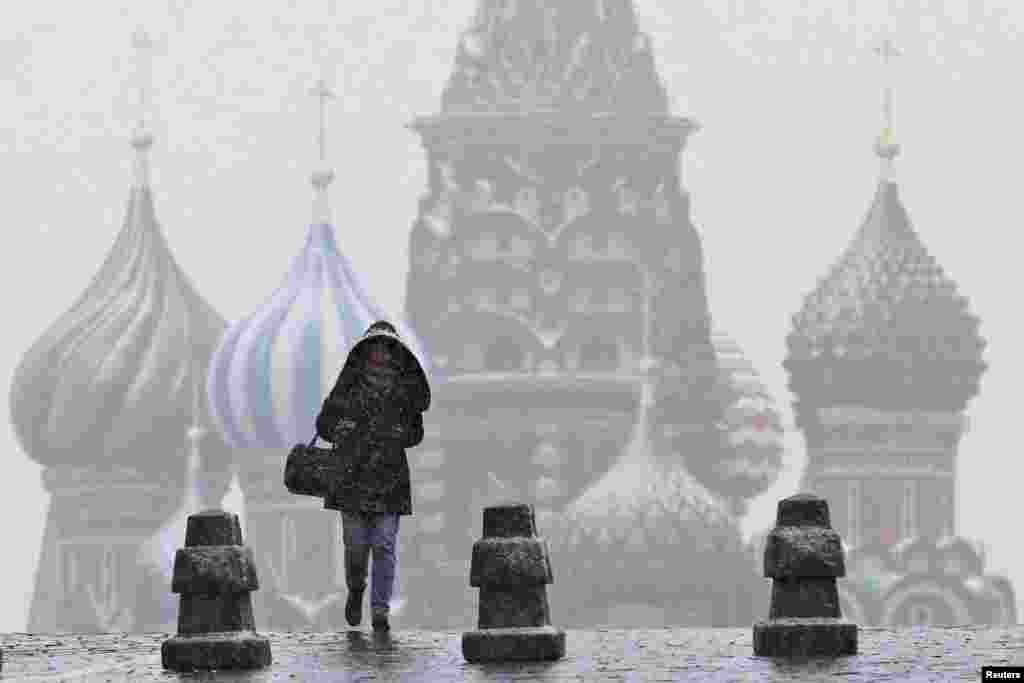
340 511 400 618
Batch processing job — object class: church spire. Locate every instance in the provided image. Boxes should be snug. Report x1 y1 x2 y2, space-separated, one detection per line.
130 26 155 189
309 72 335 225
873 31 902 181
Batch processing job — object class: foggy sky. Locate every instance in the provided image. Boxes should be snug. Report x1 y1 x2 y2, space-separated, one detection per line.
1 0 1021 632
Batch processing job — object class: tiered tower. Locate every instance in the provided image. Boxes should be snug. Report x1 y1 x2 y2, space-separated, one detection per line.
9 28 234 633
205 67 430 631
401 0 783 627
784 35 1015 626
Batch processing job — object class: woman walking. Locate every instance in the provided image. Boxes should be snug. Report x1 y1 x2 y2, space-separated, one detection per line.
315 321 430 632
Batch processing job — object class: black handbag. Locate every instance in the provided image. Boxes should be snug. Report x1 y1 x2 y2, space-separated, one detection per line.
283 432 343 498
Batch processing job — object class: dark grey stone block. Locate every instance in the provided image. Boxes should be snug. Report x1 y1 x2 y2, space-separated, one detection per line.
171 545 259 594
477 586 552 628
185 510 243 546
483 504 536 538
768 577 841 619
161 632 272 671
175 593 256 635
462 626 566 662
470 537 553 587
764 527 845 578
753 618 858 657
776 494 831 528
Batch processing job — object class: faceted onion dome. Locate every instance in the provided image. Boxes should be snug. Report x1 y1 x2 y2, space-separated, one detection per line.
441 0 668 114
206 222 432 449
9 164 230 471
785 180 986 411
706 330 785 502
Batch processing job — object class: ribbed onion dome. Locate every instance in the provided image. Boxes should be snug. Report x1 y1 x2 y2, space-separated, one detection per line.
440 0 668 114
545 382 749 604
9 136 230 472
707 330 785 501
206 222 432 449
785 180 985 411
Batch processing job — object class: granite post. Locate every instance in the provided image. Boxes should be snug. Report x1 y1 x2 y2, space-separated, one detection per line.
161 510 272 671
462 503 566 662
753 493 858 656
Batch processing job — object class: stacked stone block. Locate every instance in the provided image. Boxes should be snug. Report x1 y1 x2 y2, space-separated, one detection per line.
462 504 566 662
161 510 272 671
753 493 858 656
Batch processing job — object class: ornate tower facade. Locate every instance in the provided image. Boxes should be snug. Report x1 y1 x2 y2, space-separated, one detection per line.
400 0 783 627
8 28 234 633
784 36 1014 626
206 70 430 631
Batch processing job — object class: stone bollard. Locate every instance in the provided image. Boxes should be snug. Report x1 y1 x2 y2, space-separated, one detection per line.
462 503 566 662
753 493 858 657
161 510 272 671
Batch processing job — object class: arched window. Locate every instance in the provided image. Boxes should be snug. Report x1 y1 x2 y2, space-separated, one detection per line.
578 337 619 372
485 336 525 372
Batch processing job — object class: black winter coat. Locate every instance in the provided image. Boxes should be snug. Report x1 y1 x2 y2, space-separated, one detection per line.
315 327 430 516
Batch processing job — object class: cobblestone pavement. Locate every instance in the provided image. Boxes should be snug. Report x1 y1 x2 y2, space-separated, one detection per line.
0 627 1021 682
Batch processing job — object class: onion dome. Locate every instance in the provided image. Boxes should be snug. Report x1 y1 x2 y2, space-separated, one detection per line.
440 0 668 114
207 77 431 450
702 330 785 503
546 383 753 616
9 30 230 474
785 177 985 412
785 37 985 412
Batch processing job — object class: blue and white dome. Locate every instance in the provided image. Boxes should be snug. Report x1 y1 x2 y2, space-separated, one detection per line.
207 221 431 449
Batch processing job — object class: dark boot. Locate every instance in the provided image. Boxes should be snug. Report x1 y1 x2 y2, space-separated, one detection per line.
344 545 369 627
372 613 390 632
345 589 364 627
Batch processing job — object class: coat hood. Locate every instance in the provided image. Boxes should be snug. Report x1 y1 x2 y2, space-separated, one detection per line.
345 325 431 412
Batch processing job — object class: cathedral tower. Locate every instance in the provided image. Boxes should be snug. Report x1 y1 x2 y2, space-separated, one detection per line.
784 35 1014 626
401 0 783 626
9 28 234 632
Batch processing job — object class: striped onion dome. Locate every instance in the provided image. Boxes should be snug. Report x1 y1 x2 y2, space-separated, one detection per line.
206 222 432 450
709 329 785 501
9 133 230 473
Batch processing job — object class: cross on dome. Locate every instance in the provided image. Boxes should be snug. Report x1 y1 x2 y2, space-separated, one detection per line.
131 26 155 187
310 75 336 224
874 31 902 177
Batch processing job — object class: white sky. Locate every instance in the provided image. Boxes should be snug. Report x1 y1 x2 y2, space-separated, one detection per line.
1 0 1022 631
